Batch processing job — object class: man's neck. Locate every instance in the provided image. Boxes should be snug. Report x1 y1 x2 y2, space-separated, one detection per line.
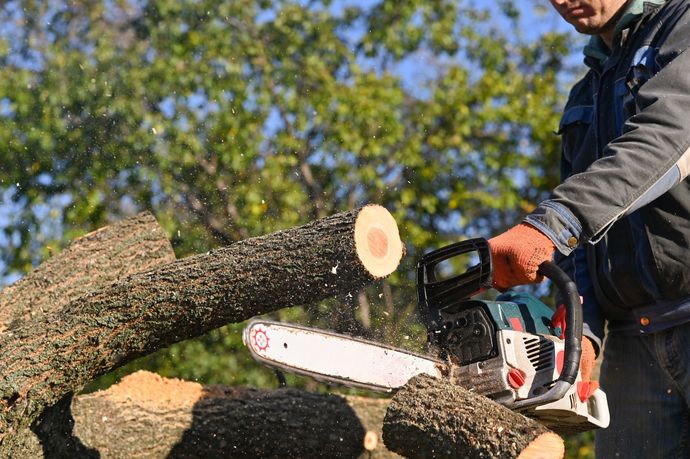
599 29 616 49
598 0 631 49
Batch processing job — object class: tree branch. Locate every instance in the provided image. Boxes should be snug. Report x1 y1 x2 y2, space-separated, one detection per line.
0 205 404 451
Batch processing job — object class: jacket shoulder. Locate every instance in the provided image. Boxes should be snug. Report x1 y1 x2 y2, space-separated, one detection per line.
647 0 690 59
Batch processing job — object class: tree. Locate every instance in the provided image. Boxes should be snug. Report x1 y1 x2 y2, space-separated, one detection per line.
0 0 574 390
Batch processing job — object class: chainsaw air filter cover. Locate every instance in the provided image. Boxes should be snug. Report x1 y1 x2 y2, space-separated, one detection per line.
432 301 498 365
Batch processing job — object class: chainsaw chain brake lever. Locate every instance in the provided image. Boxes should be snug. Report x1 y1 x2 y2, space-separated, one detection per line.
416 238 493 329
417 238 584 410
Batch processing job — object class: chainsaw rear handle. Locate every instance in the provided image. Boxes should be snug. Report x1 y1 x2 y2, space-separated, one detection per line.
418 238 583 409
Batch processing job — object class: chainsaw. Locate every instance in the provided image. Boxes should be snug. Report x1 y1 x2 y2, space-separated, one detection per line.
242 238 610 433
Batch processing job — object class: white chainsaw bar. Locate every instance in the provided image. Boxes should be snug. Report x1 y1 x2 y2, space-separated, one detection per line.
243 320 445 392
243 320 610 433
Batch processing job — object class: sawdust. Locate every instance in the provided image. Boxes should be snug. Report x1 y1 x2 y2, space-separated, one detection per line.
102 370 208 411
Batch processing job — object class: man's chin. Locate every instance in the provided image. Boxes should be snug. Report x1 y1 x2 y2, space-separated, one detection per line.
570 20 603 36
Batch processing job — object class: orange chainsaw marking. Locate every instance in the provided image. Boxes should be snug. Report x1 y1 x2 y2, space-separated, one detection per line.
508 368 526 389
556 349 564 374
509 317 524 332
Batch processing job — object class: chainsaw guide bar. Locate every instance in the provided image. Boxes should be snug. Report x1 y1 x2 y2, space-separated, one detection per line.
243 320 445 392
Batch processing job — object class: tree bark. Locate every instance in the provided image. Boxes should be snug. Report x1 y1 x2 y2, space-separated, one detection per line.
382 375 564 459
0 205 404 451
0 211 177 457
0 212 175 332
69 370 399 459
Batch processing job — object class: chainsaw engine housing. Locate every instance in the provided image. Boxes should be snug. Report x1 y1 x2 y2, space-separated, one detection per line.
429 291 559 361
429 291 562 401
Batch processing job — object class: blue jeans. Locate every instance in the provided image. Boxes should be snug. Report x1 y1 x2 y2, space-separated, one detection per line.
595 322 690 458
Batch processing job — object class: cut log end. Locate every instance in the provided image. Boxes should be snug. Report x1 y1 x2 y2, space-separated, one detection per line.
363 430 379 451
354 205 404 278
517 432 565 459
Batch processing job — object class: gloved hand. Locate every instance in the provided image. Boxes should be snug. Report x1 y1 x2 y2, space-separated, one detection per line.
551 304 599 402
488 223 556 290
578 336 599 402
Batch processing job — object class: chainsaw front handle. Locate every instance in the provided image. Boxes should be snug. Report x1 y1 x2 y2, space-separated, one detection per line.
416 238 493 330
512 260 583 410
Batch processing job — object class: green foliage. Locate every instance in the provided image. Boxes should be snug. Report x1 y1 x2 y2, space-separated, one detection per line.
565 432 596 459
0 0 572 268
1 0 579 432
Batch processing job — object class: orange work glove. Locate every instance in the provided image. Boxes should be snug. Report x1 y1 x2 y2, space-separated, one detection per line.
488 223 556 291
551 304 599 401
578 336 599 402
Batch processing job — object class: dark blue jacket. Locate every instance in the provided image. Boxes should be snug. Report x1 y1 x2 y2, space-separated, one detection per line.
524 0 690 352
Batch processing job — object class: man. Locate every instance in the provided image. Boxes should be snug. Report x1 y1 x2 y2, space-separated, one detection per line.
488 0 690 457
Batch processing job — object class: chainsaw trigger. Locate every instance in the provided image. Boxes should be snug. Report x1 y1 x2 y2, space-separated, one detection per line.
551 304 567 339
577 380 599 402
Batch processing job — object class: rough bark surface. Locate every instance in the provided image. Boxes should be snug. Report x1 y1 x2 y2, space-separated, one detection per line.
0 212 176 457
0 205 402 451
0 212 175 331
382 375 563 459
70 371 399 459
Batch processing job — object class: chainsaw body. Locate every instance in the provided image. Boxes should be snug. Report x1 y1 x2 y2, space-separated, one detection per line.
244 238 610 433
417 238 608 432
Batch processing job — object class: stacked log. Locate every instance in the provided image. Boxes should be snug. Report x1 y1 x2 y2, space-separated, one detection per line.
72 370 398 458
0 206 404 456
0 207 565 458
382 375 564 459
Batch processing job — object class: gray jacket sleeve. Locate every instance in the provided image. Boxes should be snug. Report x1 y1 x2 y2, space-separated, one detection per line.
526 23 690 255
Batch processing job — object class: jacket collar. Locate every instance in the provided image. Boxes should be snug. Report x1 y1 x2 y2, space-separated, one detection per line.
583 0 666 68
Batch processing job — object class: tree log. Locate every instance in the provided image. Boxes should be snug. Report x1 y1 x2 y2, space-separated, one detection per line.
69 370 399 458
0 212 175 331
0 212 177 456
382 375 564 459
0 205 404 449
